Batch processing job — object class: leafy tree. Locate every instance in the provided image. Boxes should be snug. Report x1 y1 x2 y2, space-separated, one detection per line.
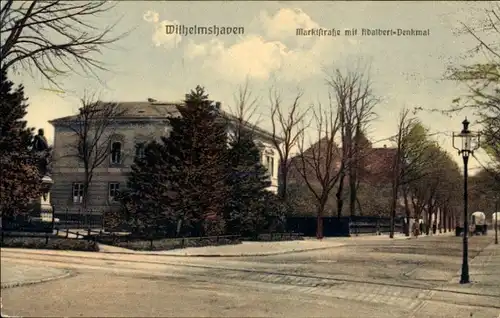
160 86 230 236
446 4 500 179
469 169 500 219
224 130 273 235
115 141 174 234
118 86 230 236
0 70 42 219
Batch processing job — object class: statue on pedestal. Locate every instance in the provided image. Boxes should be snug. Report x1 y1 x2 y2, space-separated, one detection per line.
32 129 50 177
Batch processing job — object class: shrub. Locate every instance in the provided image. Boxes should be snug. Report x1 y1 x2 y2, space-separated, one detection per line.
93 234 241 251
0 236 99 251
243 232 304 242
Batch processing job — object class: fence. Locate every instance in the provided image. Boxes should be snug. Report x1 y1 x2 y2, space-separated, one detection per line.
0 216 54 233
86 232 241 251
286 216 405 237
0 231 56 244
243 232 304 241
54 207 104 229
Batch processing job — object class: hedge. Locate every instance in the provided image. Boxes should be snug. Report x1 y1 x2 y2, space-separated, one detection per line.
93 235 241 251
0 236 99 252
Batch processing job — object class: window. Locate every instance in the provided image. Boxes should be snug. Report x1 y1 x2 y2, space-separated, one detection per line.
265 155 274 177
110 141 122 164
108 183 120 202
72 183 84 203
135 142 146 159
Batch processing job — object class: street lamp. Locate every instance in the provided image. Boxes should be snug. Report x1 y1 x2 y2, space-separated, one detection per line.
452 117 480 285
494 210 499 245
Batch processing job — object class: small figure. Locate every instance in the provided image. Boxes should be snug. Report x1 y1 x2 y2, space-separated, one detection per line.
32 129 49 152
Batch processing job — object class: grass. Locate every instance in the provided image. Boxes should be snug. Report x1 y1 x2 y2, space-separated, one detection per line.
96 235 242 251
1 236 99 252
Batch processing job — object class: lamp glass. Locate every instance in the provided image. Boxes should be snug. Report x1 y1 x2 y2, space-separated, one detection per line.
461 134 472 152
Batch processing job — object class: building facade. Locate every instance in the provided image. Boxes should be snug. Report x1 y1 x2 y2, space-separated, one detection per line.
49 101 281 225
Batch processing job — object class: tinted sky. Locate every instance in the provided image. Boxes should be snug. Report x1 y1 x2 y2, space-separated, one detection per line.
10 1 496 172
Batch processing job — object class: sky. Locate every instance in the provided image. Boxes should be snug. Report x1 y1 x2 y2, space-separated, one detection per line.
9 1 497 173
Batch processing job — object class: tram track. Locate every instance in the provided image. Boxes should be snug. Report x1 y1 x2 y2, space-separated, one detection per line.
2 249 499 311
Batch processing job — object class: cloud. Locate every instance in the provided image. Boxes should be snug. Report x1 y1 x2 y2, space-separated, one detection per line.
143 11 182 49
187 8 356 82
143 10 159 23
258 8 320 40
185 40 207 59
197 36 287 82
147 8 357 82
152 20 182 49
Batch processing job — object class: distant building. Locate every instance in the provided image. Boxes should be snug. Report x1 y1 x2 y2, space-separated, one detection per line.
286 139 406 217
49 101 282 225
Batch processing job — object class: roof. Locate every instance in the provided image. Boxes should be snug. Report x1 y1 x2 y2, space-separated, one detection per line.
288 142 397 186
49 100 284 143
362 147 398 184
49 101 181 124
287 137 342 182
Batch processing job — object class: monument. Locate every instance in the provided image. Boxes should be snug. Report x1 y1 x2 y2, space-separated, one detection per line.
31 129 54 228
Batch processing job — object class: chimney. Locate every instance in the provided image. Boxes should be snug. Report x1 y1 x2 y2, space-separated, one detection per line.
383 144 387 148
215 101 221 109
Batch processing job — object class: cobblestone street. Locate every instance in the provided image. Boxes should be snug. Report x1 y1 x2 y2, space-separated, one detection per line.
1 234 498 317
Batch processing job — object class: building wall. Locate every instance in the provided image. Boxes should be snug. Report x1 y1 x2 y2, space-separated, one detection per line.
51 119 280 215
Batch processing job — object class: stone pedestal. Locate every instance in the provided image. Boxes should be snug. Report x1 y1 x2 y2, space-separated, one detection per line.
30 175 54 230
32 191 53 222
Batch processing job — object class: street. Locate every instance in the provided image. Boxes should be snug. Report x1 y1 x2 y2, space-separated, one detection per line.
1 234 499 317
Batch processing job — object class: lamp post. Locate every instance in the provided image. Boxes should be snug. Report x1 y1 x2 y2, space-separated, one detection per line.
452 118 480 285
494 204 498 245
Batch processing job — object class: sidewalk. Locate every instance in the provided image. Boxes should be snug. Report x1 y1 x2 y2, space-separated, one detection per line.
1 259 72 289
98 239 348 257
98 232 431 257
439 240 500 297
412 239 500 318
97 232 456 257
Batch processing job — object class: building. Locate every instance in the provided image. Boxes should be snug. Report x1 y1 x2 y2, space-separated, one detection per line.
286 139 406 217
49 100 281 225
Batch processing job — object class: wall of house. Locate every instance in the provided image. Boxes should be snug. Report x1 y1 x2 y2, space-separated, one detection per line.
51 119 281 215
51 120 166 215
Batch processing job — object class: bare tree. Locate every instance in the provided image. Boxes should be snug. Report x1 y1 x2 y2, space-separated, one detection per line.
389 109 410 238
325 67 378 219
269 87 309 202
0 0 128 88
227 78 261 142
295 96 342 239
61 95 125 207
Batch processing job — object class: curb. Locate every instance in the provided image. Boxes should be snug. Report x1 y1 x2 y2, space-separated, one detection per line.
408 238 496 317
0 269 73 289
98 244 347 258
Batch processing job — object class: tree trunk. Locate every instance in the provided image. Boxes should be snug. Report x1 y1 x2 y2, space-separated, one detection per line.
442 206 447 233
349 174 357 217
278 163 288 202
336 174 345 219
389 173 399 238
403 187 411 236
316 202 325 239
356 196 363 216
349 155 357 218
389 183 398 238
425 207 431 235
